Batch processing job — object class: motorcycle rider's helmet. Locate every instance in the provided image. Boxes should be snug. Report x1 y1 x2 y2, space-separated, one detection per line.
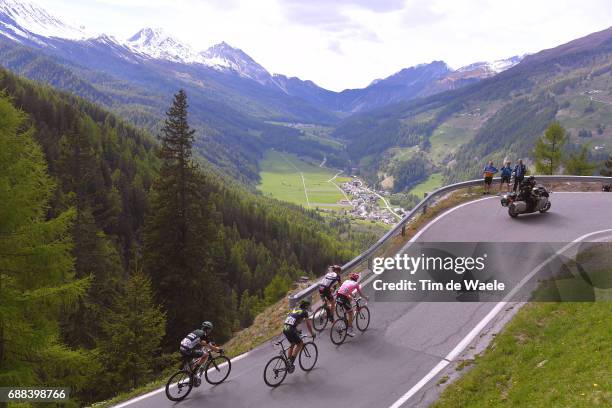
349 272 360 281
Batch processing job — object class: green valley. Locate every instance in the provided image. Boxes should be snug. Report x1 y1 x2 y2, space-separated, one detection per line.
258 150 352 209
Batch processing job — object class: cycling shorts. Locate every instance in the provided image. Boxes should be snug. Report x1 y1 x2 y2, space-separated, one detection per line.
501 175 511 183
319 286 333 301
283 326 302 346
336 293 351 308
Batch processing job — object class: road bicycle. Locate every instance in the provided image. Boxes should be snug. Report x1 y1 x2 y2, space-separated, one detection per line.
165 348 231 401
330 297 370 345
263 334 318 387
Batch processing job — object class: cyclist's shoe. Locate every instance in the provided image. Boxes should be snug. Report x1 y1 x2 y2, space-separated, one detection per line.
193 377 202 387
347 327 356 337
287 362 295 374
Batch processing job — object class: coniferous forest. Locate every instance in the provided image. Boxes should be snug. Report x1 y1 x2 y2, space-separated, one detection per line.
0 68 373 405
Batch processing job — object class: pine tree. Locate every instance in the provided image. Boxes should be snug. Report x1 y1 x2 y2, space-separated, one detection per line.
0 94 90 387
534 122 567 175
601 154 612 176
97 272 165 390
564 145 596 175
143 90 227 346
57 124 123 349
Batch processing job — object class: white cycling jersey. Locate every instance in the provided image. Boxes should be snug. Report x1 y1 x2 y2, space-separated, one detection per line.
319 271 341 288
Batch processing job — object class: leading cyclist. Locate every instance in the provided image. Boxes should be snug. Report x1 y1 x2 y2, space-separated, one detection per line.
335 272 368 337
318 265 342 322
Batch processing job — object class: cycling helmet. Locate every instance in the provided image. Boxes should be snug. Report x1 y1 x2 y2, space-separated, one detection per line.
349 272 360 282
193 329 205 338
201 321 213 331
299 300 311 310
332 265 342 273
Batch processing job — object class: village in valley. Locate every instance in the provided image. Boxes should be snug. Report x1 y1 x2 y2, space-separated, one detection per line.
337 177 404 225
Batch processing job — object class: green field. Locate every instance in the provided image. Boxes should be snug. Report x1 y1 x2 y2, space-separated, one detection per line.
257 150 351 209
429 123 474 165
408 172 444 198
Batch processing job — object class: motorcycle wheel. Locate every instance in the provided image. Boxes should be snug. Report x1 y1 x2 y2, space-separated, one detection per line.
508 206 519 218
539 202 551 213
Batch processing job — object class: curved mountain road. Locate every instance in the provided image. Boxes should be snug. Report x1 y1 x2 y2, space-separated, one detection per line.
117 192 612 408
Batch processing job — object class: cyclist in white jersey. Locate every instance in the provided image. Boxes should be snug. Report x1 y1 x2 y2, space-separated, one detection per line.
318 265 342 321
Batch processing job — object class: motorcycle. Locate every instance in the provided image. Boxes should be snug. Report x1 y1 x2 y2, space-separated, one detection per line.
500 184 551 218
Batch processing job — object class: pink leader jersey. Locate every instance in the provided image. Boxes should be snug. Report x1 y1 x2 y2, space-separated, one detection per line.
337 280 361 297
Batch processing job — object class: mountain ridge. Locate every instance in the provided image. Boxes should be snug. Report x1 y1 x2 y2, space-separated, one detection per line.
0 0 522 108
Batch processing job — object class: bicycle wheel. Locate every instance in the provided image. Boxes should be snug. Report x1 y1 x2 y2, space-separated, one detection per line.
312 306 329 332
165 370 193 401
204 355 231 385
263 356 288 387
335 302 347 319
298 342 318 371
330 318 348 345
356 305 370 332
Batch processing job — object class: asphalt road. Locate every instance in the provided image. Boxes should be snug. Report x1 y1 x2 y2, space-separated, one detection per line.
117 192 612 408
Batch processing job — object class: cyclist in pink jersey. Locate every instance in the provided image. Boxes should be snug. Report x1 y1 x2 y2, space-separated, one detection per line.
335 272 368 336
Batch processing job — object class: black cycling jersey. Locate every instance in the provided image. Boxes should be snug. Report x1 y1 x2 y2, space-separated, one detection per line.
180 330 211 353
283 308 309 327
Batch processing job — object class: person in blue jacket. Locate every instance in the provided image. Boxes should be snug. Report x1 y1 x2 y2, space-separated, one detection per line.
482 161 498 195
499 161 513 193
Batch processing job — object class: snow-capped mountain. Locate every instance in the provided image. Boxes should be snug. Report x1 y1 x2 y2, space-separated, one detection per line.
457 55 523 75
123 27 273 84
200 41 272 84
125 27 200 64
0 0 87 40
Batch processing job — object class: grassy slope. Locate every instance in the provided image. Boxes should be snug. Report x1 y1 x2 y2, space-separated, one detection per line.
257 150 351 209
408 172 444 197
433 302 611 408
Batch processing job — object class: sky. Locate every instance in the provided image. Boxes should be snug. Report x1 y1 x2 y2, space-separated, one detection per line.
37 0 612 91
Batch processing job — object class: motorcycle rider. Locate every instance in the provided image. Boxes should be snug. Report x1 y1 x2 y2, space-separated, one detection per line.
518 175 537 211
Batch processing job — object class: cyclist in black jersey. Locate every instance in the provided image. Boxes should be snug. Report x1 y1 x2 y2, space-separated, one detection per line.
282 300 315 373
179 321 224 386
318 265 342 321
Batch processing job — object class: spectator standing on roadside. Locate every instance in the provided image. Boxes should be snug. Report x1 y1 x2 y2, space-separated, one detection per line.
513 159 527 192
499 161 513 193
482 160 498 195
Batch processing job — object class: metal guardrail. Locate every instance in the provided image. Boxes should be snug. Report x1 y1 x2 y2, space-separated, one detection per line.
288 175 612 306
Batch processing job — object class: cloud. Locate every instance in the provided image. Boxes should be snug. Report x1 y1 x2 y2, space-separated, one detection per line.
401 0 444 27
283 0 406 15
279 0 388 44
328 39 343 54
